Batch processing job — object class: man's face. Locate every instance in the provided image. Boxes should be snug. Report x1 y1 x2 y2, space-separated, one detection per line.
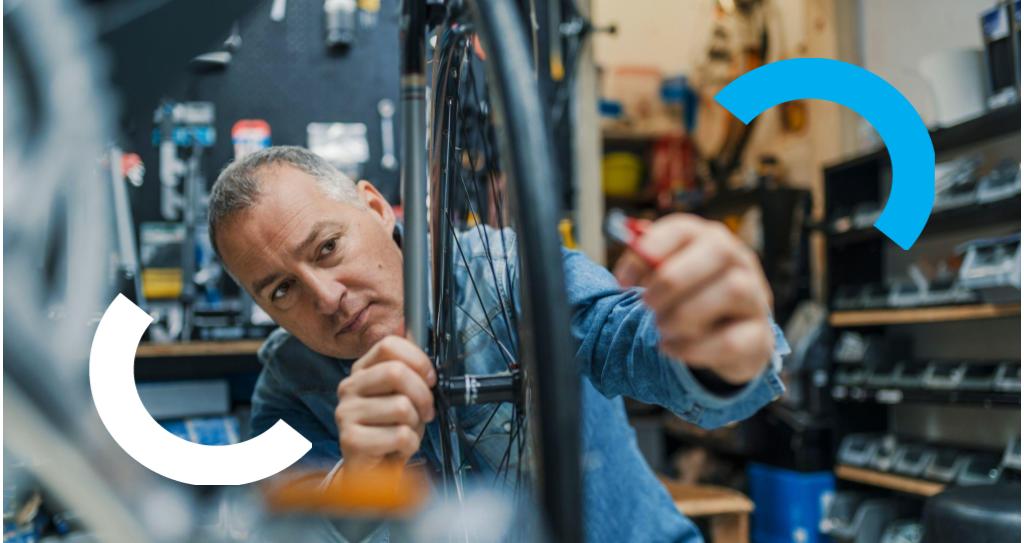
216 165 404 359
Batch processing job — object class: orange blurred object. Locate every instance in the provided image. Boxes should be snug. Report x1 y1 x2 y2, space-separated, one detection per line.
473 34 487 60
263 463 430 517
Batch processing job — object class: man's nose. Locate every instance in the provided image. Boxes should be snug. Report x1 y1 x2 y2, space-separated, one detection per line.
309 273 347 316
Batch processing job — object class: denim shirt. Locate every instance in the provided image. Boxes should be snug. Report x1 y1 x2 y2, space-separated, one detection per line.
250 227 787 542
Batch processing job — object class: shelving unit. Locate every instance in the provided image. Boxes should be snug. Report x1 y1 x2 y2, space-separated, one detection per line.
823 103 1021 504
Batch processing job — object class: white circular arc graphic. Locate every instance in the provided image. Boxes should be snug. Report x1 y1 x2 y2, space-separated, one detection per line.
89 294 311 485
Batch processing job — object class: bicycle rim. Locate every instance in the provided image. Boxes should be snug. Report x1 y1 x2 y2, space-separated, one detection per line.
426 2 582 541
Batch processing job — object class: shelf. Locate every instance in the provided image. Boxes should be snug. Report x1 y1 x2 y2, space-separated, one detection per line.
825 103 1021 175
605 193 659 210
831 385 1020 408
659 477 754 517
835 465 945 496
829 195 1021 246
829 303 1021 327
931 102 1022 154
135 340 264 358
602 128 684 142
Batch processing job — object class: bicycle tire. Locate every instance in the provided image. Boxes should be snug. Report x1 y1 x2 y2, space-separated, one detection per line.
425 1 583 541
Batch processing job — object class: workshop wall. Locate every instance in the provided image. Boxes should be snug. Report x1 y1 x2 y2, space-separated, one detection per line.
859 0 997 128
124 0 402 226
591 0 843 192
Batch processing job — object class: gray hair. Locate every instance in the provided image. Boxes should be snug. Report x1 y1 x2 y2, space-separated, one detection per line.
207 145 361 258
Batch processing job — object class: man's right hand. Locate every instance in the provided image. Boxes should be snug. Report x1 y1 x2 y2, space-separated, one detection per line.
334 336 436 473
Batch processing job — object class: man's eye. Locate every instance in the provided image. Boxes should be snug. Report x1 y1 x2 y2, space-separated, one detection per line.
319 239 337 258
271 282 291 301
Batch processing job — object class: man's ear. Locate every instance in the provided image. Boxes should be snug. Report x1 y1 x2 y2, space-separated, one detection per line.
356 180 396 231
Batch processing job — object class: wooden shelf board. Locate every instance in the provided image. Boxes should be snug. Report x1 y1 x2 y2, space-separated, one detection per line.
829 303 1020 327
602 128 684 141
135 340 264 358
660 477 754 517
835 465 945 496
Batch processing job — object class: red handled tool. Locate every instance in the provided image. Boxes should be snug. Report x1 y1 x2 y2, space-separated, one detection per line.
604 208 662 269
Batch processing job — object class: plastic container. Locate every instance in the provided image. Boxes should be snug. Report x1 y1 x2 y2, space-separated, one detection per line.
957 233 1021 303
824 497 918 543
894 444 937 478
838 434 880 467
601 152 645 197
747 463 835 543
918 49 987 127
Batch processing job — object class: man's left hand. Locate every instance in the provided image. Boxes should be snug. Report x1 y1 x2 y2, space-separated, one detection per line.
613 213 775 385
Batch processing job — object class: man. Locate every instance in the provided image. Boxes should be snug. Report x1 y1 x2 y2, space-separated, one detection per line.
209 146 787 542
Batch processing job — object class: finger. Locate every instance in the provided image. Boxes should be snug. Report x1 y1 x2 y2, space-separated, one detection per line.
617 215 708 288
385 422 427 464
642 236 736 315
612 250 649 287
647 221 768 315
352 336 436 386
339 395 422 427
656 269 765 344
631 214 705 266
670 319 774 382
340 361 435 421
339 424 423 460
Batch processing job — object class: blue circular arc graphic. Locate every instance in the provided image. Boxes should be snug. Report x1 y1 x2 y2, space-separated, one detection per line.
715 58 935 250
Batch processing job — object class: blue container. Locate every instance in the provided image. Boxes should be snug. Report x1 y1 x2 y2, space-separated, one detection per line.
598 98 624 119
747 463 835 543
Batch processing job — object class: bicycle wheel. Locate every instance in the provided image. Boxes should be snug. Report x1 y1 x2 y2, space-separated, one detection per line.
425 2 582 541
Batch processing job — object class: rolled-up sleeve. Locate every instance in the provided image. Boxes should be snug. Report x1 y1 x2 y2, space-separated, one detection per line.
562 248 787 429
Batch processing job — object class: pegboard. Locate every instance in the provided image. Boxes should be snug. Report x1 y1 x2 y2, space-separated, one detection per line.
124 0 402 225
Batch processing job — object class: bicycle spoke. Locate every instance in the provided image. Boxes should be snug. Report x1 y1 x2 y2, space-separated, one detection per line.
492 402 522 488
454 168 519 353
466 63 520 328
446 214 515 371
455 402 503 472
447 32 527 502
454 305 516 366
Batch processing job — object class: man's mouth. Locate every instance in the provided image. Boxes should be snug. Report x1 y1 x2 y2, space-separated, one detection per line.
337 304 371 336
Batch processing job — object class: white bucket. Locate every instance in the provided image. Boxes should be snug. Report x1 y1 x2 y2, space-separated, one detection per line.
918 49 988 127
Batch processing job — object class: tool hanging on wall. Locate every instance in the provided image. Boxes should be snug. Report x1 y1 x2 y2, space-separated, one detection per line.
231 119 272 159
107 146 146 306
357 0 380 29
190 22 242 72
151 101 217 341
377 98 397 171
270 0 288 22
694 0 773 190
324 0 357 50
307 121 370 179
